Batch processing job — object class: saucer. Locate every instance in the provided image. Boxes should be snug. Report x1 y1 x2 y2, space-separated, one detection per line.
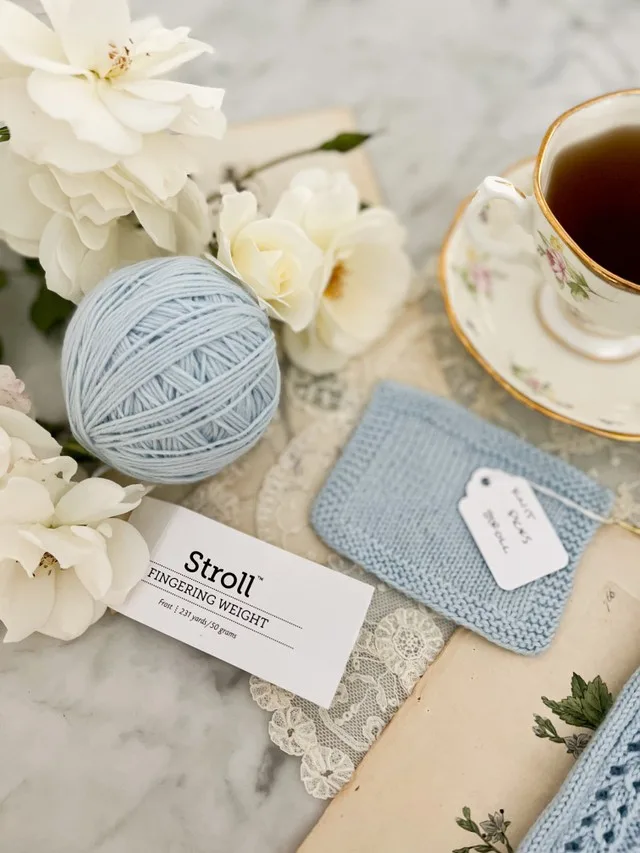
439 157 640 441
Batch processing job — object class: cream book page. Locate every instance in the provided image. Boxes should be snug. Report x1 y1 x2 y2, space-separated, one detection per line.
300 524 640 852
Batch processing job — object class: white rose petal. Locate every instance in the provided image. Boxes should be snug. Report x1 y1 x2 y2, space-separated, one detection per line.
73 545 113 600
0 429 10 477
0 478 55 525
98 85 181 135
0 146 51 256
90 599 108 626
276 169 360 251
277 169 413 374
10 455 77 504
0 79 121 172
11 454 77 484
0 413 148 643
0 407 61 459
282 323 349 375
0 0 72 74
0 526 44 575
41 0 131 73
217 189 324 332
101 518 149 607
38 566 95 641
20 524 96 569
0 559 56 642
54 479 145 525
28 71 141 156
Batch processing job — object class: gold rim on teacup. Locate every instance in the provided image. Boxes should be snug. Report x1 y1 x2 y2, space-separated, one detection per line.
533 88 640 295
438 157 640 443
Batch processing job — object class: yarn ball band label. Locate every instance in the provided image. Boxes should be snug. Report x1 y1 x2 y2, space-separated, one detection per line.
114 497 374 708
459 468 569 591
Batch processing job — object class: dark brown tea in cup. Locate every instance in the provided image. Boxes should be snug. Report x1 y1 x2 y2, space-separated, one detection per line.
545 126 640 283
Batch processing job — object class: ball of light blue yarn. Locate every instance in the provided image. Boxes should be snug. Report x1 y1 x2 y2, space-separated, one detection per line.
62 256 280 484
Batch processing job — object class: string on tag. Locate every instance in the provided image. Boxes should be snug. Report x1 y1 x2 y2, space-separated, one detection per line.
528 480 640 537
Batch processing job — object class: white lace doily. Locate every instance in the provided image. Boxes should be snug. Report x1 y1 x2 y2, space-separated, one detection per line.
184 257 640 799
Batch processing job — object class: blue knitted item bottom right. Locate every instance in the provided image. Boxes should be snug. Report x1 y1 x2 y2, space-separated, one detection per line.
518 666 640 852
312 382 614 655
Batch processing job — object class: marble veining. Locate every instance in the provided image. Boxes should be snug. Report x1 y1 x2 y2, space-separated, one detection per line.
3 0 640 850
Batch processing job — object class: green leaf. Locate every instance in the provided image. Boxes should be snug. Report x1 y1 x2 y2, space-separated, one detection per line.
452 848 471 853
581 676 614 728
0 269 7 290
462 807 472 821
571 673 588 700
318 131 373 153
533 714 558 736
542 695 594 729
61 439 96 463
456 818 478 834
30 281 75 335
0 125 9 143
542 675 614 730
473 846 494 852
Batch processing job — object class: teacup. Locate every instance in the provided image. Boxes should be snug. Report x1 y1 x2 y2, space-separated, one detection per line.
467 89 640 361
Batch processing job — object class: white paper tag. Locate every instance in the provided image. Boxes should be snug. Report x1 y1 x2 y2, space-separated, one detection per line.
115 497 374 708
458 468 569 590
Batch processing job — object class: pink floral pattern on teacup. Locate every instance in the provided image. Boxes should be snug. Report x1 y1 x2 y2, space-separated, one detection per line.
455 247 496 298
536 232 597 302
511 363 574 410
545 245 569 284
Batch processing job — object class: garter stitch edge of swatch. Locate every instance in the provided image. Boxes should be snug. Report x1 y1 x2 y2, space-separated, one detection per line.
312 382 614 655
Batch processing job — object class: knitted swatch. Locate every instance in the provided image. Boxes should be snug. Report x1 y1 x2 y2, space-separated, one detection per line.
312 382 613 655
518 666 640 852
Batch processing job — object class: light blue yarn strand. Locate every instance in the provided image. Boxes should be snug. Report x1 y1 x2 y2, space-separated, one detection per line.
62 256 281 484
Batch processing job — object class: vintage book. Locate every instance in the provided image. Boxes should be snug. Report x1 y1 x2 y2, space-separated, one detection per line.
300 524 640 852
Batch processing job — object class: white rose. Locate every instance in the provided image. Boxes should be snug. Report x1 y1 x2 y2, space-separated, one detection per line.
40 176 211 302
0 0 224 300
0 146 51 258
0 0 225 174
217 189 324 332
0 406 149 642
279 170 412 373
273 168 360 251
0 146 211 301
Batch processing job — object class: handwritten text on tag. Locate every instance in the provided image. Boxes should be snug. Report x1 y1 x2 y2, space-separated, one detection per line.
459 468 569 590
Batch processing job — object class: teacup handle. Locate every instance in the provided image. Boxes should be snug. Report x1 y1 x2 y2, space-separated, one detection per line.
466 176 535 260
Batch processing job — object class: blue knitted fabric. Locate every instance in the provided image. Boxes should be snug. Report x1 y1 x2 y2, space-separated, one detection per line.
518 666 640 852
312 382 614 655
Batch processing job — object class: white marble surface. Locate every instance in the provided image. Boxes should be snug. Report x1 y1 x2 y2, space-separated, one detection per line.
4 0 640 851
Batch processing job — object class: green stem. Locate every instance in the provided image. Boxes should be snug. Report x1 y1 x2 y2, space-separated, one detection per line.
207 143 328 203
543 733 566 745
239 144 326 182
476 832 504 853
0 125 9 143
469 825 514 853
61 439 96 461
468 827 503 853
